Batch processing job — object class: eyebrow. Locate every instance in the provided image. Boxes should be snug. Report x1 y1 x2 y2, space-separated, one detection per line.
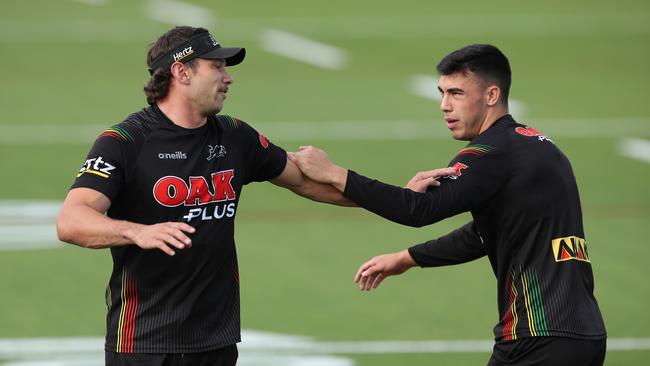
438 86 464 93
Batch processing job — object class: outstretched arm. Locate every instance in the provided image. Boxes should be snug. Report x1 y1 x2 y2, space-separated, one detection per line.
354 221 485 291
288 146 459 226
271 157 356 206
57 188 195 256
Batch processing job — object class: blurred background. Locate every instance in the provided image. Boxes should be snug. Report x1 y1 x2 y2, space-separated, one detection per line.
0 0 649 365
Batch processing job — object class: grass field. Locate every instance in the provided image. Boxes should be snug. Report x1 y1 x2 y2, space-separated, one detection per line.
1 0 649 365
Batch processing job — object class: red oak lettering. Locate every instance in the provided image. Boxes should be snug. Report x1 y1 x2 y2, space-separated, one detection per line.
153 170 236 207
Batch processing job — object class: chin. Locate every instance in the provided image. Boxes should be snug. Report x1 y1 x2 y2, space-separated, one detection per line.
204 106 223 116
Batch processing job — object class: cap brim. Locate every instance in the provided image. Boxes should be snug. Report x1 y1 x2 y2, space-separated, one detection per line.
200 47 246 66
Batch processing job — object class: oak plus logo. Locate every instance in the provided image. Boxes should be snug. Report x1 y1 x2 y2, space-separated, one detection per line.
77 156 115 179
153 169 237 222
551 236 591 263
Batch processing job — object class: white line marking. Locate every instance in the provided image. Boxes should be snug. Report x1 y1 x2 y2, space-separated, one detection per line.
1 13 647 43
0 334 648 361
144 0 214 28
2 118 650 144
409 74 527 116
75 0 107 6
410 75 441 101
619 138 650 164
0 201 62 251
261 29 347 70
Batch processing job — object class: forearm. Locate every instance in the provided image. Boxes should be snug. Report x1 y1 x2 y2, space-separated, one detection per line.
342 170 459 227
408 221 486 267
56 203 141 249
290 179 356 206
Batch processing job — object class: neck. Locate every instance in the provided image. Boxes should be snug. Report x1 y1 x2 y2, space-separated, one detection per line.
478 105 509 135
156 95 207 129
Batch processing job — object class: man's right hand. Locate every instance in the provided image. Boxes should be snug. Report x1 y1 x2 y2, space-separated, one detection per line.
128 222 196 256
354 250 418 291
57 188 196 255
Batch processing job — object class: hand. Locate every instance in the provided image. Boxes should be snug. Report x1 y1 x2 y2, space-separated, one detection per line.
128 222 195 256
405 167 457 192
287 146 348 190
354 250 417 291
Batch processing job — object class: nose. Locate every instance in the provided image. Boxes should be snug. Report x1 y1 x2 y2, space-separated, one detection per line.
440 93 451 113
223 69 233 85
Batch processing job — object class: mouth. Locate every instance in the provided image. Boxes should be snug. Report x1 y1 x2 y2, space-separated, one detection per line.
445 117 459 129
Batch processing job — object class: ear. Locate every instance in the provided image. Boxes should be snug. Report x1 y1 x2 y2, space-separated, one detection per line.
486 85 501 107
170 62 192 85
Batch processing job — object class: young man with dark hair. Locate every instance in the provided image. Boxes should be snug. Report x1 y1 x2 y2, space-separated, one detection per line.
56 26 361 366
289 44 607 365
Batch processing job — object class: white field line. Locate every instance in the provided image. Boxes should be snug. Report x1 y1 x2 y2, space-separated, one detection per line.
619 138 650 164
409 74 527 117
144 0 214 28
1 118 649 144
75 0 107 6
261 29 348 70
0 201 62 250
410 75 441 101
0 335 649 357
1 13 648 43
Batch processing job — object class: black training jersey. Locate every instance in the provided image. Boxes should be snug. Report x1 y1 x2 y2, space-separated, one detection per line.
71 105 286 353
343 115 606 342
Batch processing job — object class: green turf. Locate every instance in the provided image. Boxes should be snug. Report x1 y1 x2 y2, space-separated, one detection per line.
0 0 649 364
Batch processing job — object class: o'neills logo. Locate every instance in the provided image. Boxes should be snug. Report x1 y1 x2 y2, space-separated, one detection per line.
551 236 591 263
158 151 187 160
153 170 237 222
173 46 194 62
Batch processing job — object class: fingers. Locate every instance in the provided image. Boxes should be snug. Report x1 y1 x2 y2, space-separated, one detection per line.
154 240 176 256
167 222 195 246
135 222 197 256
371 273 385 289
354 260 385 291
418 167 457 180
408 177 439 192
354 259 378 282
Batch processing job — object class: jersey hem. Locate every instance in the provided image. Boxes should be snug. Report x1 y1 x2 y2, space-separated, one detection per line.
494 330 607 343
105 336 241 354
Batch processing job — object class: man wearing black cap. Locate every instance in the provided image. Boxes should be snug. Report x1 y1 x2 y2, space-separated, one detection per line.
56 26 353 366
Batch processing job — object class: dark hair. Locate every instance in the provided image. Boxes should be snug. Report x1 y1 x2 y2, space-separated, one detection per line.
436 44 511 105
143 26 205 104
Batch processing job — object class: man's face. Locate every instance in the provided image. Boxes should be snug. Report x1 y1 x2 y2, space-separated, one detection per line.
438 71 489 141
188 58 233 116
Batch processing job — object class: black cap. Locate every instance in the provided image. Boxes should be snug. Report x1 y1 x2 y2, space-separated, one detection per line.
148 32 245 75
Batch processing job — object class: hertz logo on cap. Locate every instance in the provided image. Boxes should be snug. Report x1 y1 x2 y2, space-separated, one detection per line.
173 46 194 62
551 236 591 263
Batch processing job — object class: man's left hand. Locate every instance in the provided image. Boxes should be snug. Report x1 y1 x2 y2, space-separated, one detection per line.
287 146 348 191
405 167 457 192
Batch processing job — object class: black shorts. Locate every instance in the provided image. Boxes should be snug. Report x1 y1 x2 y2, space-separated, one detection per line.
105 344 238 366
488 337 606 366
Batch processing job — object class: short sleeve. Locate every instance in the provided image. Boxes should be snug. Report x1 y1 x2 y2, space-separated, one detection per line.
237 120 287 184
70 133 126 202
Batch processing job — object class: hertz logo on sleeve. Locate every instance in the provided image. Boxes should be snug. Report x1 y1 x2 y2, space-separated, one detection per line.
551 236 591 263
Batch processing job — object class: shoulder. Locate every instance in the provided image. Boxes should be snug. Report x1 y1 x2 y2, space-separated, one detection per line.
98 106 165 145
212 114 269 143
